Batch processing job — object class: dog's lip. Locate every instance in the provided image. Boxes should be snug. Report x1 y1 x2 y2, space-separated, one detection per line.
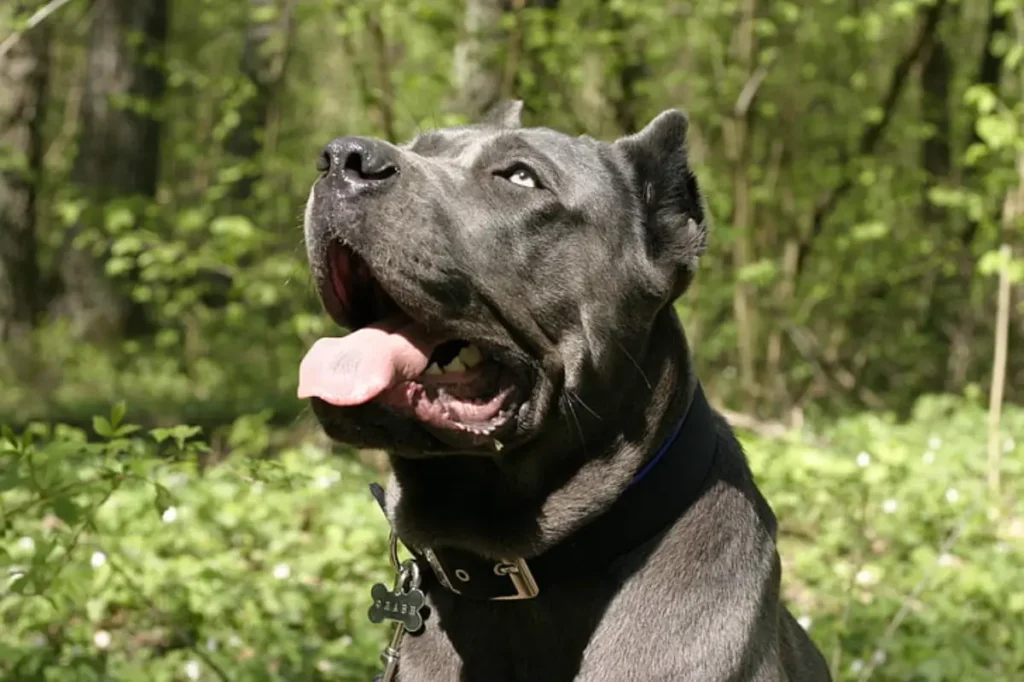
312 243 541 447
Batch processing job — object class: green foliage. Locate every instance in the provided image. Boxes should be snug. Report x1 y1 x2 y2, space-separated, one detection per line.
2 397 1022 681
1 411 389 681
751 394 1024 680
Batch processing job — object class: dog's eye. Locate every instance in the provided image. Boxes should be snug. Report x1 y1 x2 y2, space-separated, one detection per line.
496 164 542 189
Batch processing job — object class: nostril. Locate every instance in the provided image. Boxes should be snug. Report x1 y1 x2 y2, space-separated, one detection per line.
316 149 331 173
343 151 364 175
368 162 398 181
343 150 398 182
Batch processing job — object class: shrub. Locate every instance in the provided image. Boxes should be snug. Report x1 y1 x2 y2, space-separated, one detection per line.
1 394 1021 681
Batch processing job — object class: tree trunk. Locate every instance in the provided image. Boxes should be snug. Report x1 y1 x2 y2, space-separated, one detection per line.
450 0 510 120
725 0 760 408
224 0 278 202
918 29 957 392
0 2 50 342
609 5 648 135
56 0 168 341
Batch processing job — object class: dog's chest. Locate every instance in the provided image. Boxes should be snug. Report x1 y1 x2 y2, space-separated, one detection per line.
392 577 722 682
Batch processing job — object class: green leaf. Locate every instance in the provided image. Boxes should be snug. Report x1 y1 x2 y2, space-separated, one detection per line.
210 215 256 240
153 484 175 517
964 85 999 114
8 574 32 595
978 248 1011 277
105 205 136 234
0 469 24 492
111 402 127 430
113 424 142 438
851 221 890 241
52 496 83 526
93 416 113 439
976 114 1018 150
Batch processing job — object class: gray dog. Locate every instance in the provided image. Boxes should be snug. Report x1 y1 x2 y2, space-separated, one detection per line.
297 101 831 681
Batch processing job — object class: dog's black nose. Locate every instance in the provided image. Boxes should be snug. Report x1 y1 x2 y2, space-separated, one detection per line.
318 137 399 191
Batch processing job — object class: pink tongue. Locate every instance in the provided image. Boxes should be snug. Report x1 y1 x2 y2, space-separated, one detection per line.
297 316 441 406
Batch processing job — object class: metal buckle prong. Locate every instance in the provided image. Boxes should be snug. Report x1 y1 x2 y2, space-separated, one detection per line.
492 558 540 600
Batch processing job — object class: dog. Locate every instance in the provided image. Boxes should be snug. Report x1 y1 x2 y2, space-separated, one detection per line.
297 101 832 681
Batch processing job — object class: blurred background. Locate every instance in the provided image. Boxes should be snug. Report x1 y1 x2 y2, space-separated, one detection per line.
1 0 1023 680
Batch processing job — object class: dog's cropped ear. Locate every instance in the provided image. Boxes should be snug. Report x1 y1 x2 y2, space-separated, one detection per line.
481 100 524 129
614 109 708 300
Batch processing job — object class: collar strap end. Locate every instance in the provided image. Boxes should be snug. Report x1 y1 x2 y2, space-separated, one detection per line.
420 548 540 601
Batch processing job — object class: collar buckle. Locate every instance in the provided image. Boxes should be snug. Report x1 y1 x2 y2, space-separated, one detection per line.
492 558 540 600
422 549 540 600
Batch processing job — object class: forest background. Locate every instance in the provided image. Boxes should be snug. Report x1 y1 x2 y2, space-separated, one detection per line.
2 0 1024 680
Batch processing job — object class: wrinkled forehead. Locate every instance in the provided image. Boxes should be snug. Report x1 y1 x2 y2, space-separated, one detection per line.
403 126 604 170
400 126 626 204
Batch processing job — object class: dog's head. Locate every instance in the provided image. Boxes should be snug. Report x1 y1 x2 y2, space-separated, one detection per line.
299 102 708 458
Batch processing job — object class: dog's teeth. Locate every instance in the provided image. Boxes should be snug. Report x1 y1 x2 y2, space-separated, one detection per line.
443 357 467 373
459 345 483 368
425 364 442 376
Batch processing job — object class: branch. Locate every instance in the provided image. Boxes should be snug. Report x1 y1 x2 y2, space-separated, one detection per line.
718 408 791 438
987 243 1012 500
733 62 771 118
795 0 948 276
0 0 76 59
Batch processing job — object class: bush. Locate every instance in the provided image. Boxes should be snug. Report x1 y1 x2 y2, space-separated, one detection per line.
0 410 391 681
1 394 1021 681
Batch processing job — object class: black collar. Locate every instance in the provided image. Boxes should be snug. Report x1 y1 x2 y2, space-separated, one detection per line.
370 382 717 601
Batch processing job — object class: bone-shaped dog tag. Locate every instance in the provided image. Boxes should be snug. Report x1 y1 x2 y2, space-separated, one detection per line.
368 581 426 633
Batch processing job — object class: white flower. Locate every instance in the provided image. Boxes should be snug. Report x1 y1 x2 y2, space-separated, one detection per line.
162 506 178 523
922 450 935 464
855 568 876 585
870 649 887 665
272 563 291 580
1004 437 1015 453
184 659 201 680
17 537 34 552
938 552 955 567
90 551 107 569
928 436 942 450
797 615 813 630
945 488 960 504
856 451 871 468
93 630 112 649
849 659 865 674
881 499 898 514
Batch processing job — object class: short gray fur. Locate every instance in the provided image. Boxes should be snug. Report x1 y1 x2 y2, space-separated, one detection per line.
302 101 832 681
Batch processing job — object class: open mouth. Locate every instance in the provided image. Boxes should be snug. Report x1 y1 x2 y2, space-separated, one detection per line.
298 242 524 441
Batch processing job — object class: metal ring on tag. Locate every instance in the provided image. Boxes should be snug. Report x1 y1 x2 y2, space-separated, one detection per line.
398 558 422 591
454 568 471 582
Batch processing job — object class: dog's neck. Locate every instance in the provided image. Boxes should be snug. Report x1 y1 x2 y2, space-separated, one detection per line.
387 309 696 559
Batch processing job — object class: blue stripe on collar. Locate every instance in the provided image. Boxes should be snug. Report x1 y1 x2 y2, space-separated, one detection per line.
627 393 693 488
